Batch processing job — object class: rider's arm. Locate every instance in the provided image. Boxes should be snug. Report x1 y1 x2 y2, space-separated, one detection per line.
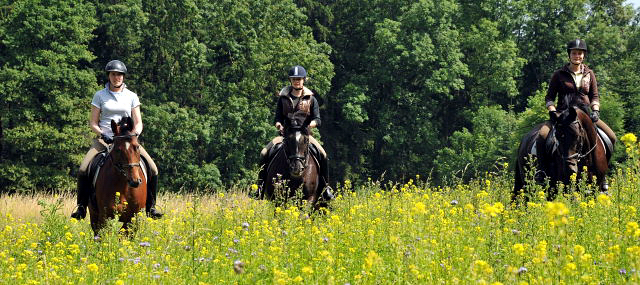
309 97 321 128
589 72 599 111
90 105 102 136
546 72 559 112
275 97 285 131
131 106 143 135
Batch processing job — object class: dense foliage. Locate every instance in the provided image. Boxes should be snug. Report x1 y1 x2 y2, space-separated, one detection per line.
1 0 639 192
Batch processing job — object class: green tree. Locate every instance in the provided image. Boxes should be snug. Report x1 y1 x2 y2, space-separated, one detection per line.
434 105 518 183
0 0 97 192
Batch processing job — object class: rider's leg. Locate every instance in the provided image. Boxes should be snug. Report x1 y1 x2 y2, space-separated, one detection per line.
257 137 283 197
309 136 334 200
595 120 617 146
140 147 163 219
535 121 553 182
71 139 105 219
595 120 615 191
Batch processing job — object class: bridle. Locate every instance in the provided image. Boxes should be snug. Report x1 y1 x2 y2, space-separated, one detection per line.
284 126 309 171
109 133 142 178
559 116 596 164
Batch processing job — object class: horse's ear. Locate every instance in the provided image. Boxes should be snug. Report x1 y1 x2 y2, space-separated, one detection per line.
111 119 118 135
126 116 134 131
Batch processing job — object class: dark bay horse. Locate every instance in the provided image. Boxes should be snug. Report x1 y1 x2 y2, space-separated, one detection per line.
513 106 608 201
263 125 324 208
89 117 146 236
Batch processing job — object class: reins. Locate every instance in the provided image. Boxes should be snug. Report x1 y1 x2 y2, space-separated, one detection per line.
561 116 597 163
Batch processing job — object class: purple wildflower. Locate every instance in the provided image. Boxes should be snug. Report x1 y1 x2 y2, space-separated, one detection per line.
517 267 528 275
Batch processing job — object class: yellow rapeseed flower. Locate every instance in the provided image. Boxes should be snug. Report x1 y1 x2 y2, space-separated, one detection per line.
87 263 99 273
620 133 637 146
512 243 526 256
546 202 569 217
597 194 611 206
301 266 313 274
472 260 493 275
626 222 640 237
412 202 427 214
364 250 381 270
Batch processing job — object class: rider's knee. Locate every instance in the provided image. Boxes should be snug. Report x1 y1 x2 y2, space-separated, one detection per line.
539 124 551 139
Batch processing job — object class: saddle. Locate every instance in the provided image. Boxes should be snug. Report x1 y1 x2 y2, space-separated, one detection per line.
88 150 148 188
530 125 614 160
264 141 322 170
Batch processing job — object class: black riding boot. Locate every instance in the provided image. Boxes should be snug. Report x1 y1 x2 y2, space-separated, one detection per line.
319 157 334 201
70 174 91 220
146 175 163 219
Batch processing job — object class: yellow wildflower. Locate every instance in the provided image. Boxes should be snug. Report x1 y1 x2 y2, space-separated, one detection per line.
87 263 99 273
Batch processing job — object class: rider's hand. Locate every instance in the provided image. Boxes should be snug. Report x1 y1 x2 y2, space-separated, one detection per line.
590 110 600 122
302 125 312 135
100 133 113 144
549 111 559 123
275 123 284 135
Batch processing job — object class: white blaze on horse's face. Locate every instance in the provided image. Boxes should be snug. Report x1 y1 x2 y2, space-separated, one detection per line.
296 131 302 143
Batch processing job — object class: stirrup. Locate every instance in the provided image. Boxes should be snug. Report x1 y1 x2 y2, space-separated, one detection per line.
321 186 335 201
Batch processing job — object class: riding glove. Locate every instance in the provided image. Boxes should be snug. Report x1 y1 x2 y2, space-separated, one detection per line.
302 125 312 135
101 133 113 144
549 111 559 122
590 110 600 122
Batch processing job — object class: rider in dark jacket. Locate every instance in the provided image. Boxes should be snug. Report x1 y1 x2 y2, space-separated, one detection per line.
539 39 616 189
257 65 334 200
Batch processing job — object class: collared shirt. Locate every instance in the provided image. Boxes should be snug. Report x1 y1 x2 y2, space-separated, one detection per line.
91 83 140 136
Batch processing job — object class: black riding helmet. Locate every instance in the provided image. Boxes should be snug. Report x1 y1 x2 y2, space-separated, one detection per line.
288 65 307 78
567 39 587 55
105 60 127 74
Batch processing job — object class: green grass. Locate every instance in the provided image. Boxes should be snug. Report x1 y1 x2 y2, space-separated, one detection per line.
1 137 640 284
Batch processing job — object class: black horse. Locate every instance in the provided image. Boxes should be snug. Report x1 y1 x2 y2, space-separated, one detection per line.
263 123 325 208
513 106 608 201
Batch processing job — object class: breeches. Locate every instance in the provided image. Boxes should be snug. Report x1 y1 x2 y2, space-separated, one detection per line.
78 138 158 176
261 136 326 159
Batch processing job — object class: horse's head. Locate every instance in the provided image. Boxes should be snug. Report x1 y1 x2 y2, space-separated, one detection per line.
110 117 143 188
284 124 310 178
554 106 590 176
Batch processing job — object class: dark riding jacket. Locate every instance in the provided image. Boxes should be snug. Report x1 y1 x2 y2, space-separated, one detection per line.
275 86 321 128
546 63 599 111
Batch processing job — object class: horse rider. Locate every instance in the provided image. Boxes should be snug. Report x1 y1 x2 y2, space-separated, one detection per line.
71 60 163 220
539 39 616 188
257 65 334 200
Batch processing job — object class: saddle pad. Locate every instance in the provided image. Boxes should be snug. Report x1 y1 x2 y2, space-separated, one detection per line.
596 126 613 156
92 156 148 188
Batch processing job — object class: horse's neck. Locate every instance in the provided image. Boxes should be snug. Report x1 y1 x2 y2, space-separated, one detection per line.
577 114 598 145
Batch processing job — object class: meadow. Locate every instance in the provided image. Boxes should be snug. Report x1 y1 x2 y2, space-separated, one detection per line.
1 134 640 284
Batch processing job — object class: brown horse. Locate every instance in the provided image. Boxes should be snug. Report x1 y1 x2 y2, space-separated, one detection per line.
513 106 608 201
88 117 146 236
263 124 324 208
